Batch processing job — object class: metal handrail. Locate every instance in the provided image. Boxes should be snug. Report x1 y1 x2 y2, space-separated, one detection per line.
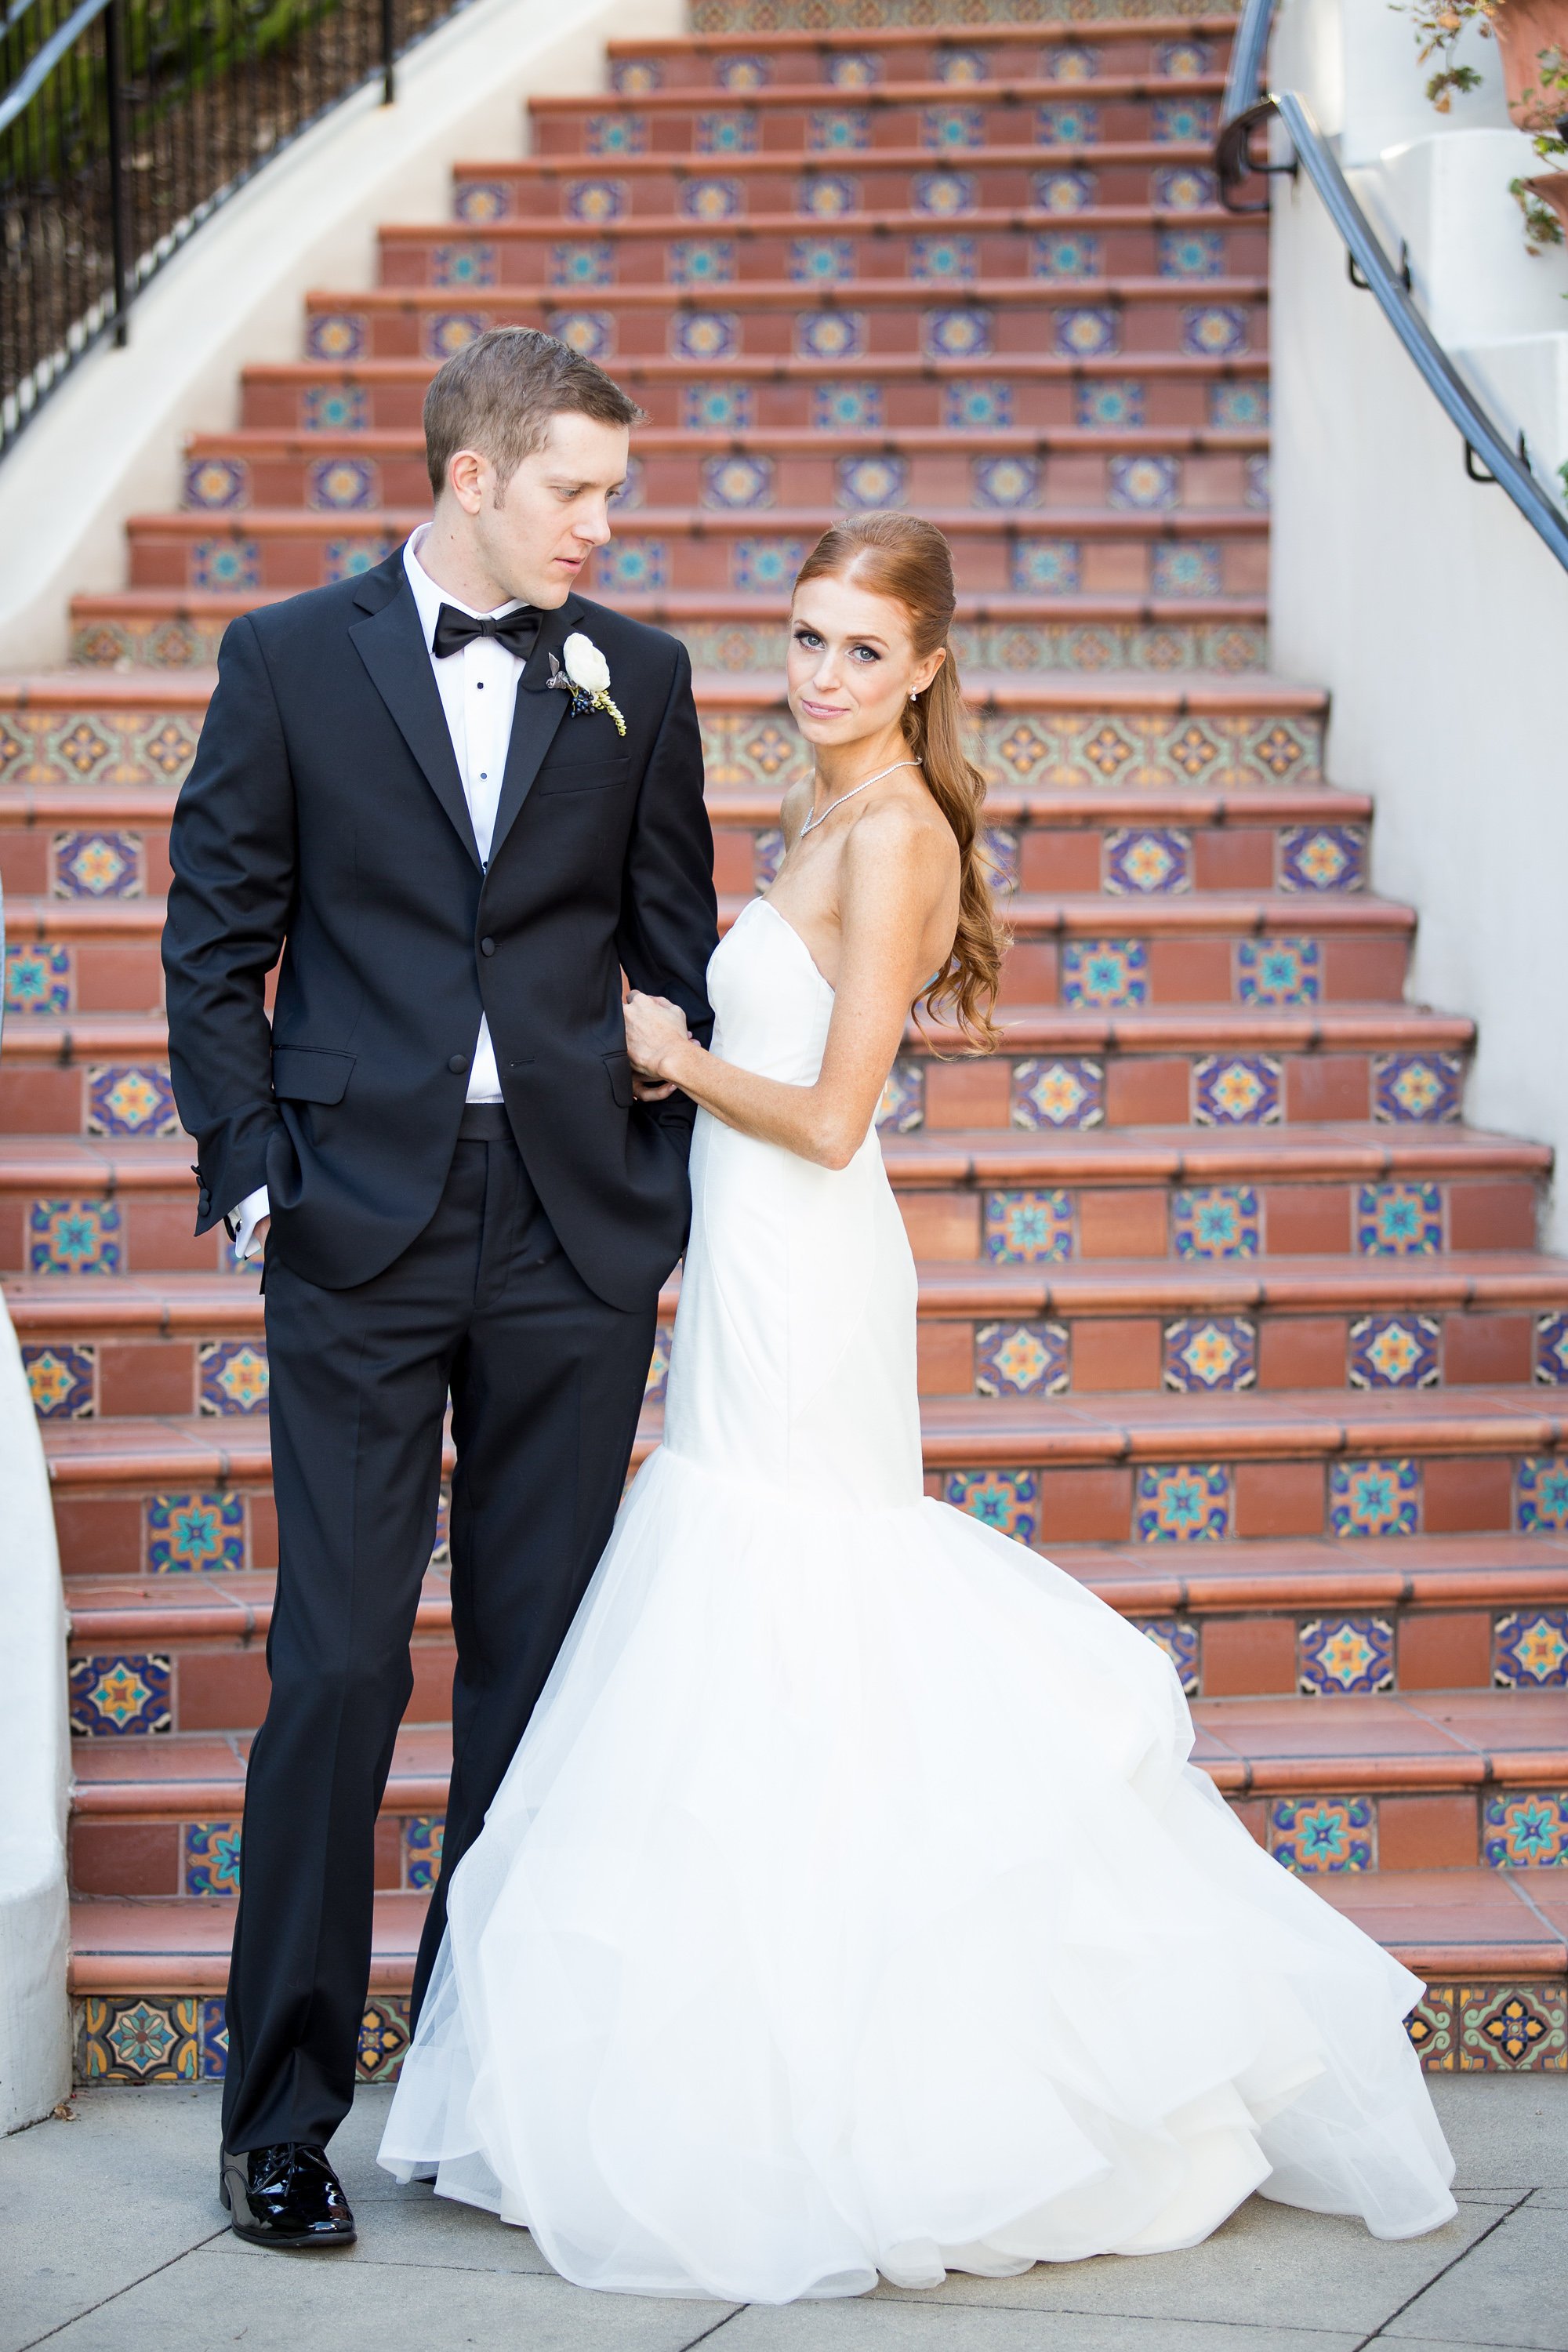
1215 0 1568 575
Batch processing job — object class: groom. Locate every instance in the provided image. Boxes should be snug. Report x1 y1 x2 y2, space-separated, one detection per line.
162 326 718 2249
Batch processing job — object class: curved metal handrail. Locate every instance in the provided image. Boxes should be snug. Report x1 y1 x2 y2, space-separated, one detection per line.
1214 0 1568 575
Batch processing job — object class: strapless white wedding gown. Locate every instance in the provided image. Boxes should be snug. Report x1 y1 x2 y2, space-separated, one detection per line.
379 895 1456 2298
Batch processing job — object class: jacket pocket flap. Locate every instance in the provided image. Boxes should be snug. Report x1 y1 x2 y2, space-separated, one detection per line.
272 1047 354 1105
601 1048 636 1109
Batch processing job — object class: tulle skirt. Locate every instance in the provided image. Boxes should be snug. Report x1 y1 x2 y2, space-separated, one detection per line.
379 1444 1457 2299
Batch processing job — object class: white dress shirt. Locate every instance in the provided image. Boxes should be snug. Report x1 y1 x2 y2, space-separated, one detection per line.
228 526 530 1260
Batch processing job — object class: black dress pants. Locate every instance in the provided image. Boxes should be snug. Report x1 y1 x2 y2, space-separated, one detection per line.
221 1112 659 2152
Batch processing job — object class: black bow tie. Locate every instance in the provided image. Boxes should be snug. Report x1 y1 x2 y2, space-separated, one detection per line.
430 603 541 662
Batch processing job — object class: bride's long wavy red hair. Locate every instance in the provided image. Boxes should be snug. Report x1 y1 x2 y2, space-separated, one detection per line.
793 513 1006 1051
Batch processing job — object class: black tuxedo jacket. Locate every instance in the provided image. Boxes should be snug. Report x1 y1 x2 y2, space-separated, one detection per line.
162 550 718 1307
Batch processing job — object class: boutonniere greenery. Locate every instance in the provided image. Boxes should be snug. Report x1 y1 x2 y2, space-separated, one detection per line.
548 633 626 736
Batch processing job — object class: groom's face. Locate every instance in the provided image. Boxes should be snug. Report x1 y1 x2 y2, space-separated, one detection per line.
466 411 631 608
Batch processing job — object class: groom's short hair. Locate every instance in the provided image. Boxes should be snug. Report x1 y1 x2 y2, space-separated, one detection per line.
423 326 644 500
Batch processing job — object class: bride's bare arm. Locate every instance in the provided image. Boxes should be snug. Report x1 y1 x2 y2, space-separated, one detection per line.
624 804 953 1170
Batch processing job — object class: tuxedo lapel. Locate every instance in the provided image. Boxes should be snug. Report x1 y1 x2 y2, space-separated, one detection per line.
348 559 481 870
486 597 583 868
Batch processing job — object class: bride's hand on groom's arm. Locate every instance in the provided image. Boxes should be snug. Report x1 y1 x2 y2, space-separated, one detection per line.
625 992 692 1101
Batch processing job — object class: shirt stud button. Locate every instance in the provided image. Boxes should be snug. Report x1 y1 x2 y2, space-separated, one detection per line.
481 937 495 956
448 1053 469 1074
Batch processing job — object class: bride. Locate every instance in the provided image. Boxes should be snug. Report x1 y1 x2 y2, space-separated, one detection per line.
379 512 1457 2296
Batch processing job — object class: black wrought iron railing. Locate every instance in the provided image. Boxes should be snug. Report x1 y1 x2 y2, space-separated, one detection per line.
1 0 473 456
1216 0 1568 576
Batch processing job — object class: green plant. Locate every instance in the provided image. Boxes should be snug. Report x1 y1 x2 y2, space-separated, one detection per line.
1507 43 1568 249
1393 0 1501 111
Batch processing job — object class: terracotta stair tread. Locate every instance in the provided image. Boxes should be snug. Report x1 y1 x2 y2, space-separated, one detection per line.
187 422 1266 456
605 17 1239 52
66 588 1271 626
379 207 1249 238
237 355 1268 389
527 73 1229 109
300 274 1267 307
451 143 1227 174
69 1890 428 1990
66 1567 450 1646
128 505 1272 539
72 1723 452 1813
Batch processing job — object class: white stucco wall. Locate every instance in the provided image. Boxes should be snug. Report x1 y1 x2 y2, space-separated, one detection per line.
1269 0 1568 1244
0 0 684 666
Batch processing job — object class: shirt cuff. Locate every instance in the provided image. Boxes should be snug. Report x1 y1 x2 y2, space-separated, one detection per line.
229 1185 271 1262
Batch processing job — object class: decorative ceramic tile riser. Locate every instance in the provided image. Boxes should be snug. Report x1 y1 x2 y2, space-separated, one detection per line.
689 1 1243 27
1406 1984 1567 2070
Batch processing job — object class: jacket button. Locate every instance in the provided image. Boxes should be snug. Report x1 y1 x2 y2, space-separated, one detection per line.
448 1053 469 1074
480 936 495 956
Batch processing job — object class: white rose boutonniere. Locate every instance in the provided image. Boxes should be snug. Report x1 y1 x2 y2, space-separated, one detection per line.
547 631 626 736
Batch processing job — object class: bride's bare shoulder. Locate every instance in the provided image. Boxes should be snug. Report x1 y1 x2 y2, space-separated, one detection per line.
840 790 957 923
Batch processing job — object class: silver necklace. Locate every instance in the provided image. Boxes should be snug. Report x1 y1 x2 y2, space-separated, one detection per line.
799 757 922 839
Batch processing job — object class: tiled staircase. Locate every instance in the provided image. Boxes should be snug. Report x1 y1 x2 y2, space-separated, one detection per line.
3 0 1566 2095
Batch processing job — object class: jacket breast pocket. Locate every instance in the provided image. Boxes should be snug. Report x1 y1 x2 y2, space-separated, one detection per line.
534 754 631 796
272 1046 354 1104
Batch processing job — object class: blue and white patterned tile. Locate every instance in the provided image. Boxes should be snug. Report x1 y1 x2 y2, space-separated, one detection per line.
1011 1057 1105 1130
910 234 978 282
1033 167 1098 212
1152 164 1217 209
946 1469 1037 1543
87 1065 179 1138
943 379 1011 428
1152 543 1222 597
184 1823 243 1896
1157 36 1214 76
789 236 854 284
53 829 143 899
23 1343 95 1418
70 1653 172 1736
1076 379 1145 428
550 240 614 288
670 310 739 362
975 1321 1069 1398
565 178 626 223
1300 1616 1396 1694
1494 1607 1568 1679
430 243 495 288
808 108 869 151
455 180 511 223
1062 938 1147 1009
683 383 755 429
913 170 978 215
1181 304 1249 358
1157 229 1225 278
1374 1053 1464 1125
423 312 488 360
1193 1054 1282 1125
198 1339 270 1415
547 310 615 361
717 53 769 90
357 1999 410 2082
1535 1314 1568 1385
1513 1463 1568 1539
1244 454 1272 510
1236 938 1319 1004
1048 43 1099 81
937 45 990 83
922 105 983 150
1011 538 1083 592
594 540 668 592
681 177 743 222
980 825 1020 892
814 382 883 429
1152 96 1216 140
982 1189 1074 1264
733 539 808 592
1030 232 1103 279
183 457 249 510
1328 1461 1421 1538
323 538 393 583
1036 101 1101 144
610 456 645 513
1279 823 1367 891
972 456 1041 509
1483 1791 1568 1867
611 56 662 93
405 1816 446 1889
5 942 71 1014
1135 1618 1200 1693
1105 826 1190 894
1356 1182 1443 1257
305 313 365 361
1052 305 1119 357
921 307 993 360
1134 1465 1232 1542
1109 454 1180 510
1348 1315 1440 1389
146 1491 247 1573
644 1323 673 1407
1163 1317 1257 1392
586 113 647 155
1209 379 1269 428
27 1200 122 1276
1269 1795 1374 1872
827 49 880 86
702 453 775 509
797 309 866 359
306 457 378 512
837 454 909 509
1171 1185 1260 1258
190 540 260 590
301 387 368 431
876 1061 924 1133
797 173 858 216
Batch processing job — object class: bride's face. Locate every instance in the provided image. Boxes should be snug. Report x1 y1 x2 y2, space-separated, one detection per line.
786 572 945 751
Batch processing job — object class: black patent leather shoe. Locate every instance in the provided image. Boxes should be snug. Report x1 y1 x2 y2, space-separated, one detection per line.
220 2142 356 2249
